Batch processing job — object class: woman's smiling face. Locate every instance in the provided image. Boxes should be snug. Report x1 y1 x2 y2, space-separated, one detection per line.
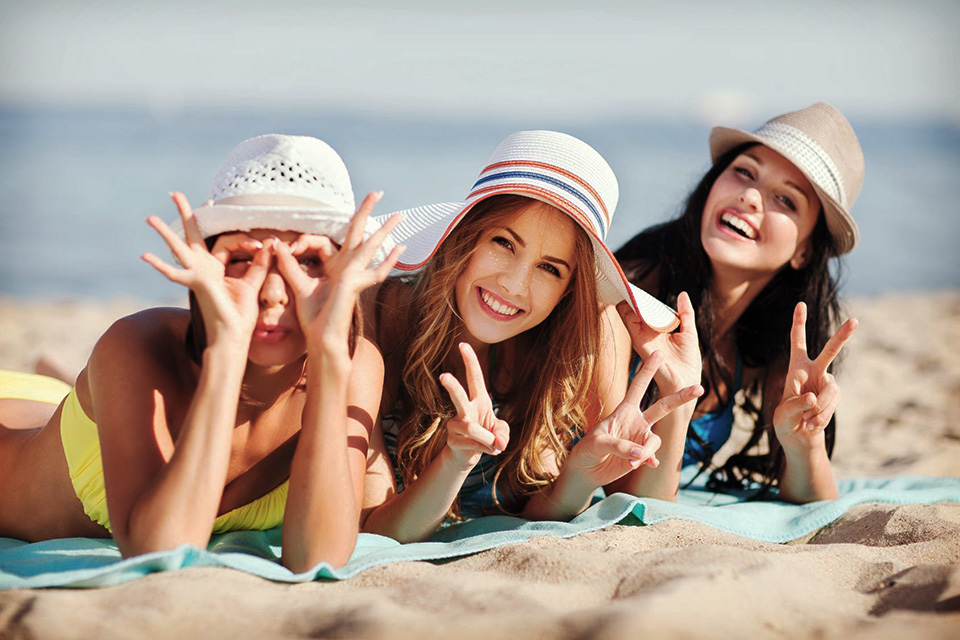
454 200 578 346
701 144 822 277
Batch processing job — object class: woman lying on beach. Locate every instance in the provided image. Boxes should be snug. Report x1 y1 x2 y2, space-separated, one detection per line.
610 103 863 503
0 134 402 571
361 130 703 542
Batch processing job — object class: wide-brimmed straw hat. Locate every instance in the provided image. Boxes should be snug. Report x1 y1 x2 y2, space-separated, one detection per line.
378 130 680 332
709 102 864 255
172 134 394 264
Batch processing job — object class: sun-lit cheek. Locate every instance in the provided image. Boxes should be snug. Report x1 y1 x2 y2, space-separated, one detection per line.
529 276 568 313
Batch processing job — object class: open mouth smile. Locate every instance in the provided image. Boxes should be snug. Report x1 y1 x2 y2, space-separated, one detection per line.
477 287 523 320
719 211 758 240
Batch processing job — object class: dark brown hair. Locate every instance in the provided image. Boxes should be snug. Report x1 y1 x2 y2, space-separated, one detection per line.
615 143 844 496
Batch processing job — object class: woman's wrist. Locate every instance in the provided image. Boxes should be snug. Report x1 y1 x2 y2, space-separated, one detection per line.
531 462 596 519
440 443 481 475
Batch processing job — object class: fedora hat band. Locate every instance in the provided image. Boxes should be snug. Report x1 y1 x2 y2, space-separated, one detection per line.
752 121 848 207
468 162 610 238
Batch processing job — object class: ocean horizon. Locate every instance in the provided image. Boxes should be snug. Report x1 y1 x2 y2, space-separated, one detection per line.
1 105 958 303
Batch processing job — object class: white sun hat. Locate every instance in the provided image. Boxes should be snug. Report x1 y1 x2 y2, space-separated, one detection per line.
709 102 864 255
377 130 679 333
172 134 395 264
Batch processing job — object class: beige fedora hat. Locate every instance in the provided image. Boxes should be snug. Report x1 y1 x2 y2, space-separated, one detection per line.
709 102 864 255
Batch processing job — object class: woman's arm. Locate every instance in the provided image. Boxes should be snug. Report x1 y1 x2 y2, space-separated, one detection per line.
521 304 630 519
97 194 270 557
282 337 382 571
605 292 703 501
92 317 249 557
770 303 858 503
275 193 403 570
362 342 509 542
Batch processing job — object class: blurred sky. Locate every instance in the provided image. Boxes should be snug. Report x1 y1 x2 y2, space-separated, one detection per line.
1 0 958 125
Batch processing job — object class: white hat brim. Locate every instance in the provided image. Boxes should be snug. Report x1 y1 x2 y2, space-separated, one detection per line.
378 199 679 333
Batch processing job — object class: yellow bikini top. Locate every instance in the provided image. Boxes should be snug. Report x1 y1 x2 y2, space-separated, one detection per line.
59 388 288 534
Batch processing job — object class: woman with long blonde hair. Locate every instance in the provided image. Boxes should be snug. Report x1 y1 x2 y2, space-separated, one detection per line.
361 131 703 542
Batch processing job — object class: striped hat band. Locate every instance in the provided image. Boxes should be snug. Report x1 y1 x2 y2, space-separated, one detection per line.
467 160 611 238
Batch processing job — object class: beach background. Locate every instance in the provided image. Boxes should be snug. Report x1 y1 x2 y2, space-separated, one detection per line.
1 1 958 638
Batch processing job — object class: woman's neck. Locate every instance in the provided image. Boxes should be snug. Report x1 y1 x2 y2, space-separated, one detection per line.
709 266 776 342
240 357 306 406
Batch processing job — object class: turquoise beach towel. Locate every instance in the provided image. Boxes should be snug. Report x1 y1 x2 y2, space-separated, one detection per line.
1 475 957 589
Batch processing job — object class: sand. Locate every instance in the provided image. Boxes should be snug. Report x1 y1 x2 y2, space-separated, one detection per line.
0 291 958 639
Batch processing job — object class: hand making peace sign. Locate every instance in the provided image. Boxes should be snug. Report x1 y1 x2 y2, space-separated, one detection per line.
773 302 859 449
438 343 511 470
565 351 703 488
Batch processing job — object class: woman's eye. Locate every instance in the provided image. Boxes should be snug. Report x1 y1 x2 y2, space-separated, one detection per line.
776 195 797 212
297 256 322 271
734 166 755 180
492 236 514 251
539 263 561 277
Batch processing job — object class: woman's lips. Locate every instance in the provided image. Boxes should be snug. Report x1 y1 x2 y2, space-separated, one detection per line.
476 287 523 321
716 209 759 242
253 325 290 343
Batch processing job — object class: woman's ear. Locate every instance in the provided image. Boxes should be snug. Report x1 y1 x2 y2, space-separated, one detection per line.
790 238 813 270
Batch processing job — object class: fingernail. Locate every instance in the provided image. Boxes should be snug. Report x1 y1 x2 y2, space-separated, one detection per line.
493 449 502 456
630 459 642 469
630 446 643 458
374 190 384 200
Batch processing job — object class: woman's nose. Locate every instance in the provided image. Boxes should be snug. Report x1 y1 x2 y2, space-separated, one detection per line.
739 187 763 212
259 266 289 308
497 263 530 297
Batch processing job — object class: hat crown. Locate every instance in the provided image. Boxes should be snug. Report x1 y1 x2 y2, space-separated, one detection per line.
466 130 620 240
208 134 356 214
763 102 865 207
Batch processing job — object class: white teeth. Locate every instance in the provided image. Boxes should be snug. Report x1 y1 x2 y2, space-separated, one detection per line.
721 212 757 239
480 290 519 316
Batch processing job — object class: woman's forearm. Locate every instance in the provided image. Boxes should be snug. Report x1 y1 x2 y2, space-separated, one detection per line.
122 341 247 556
282 348 358 571
363 446 473 543
521 465 597 521
778 444 838 503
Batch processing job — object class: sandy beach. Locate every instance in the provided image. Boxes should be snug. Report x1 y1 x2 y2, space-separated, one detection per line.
1 290 958 639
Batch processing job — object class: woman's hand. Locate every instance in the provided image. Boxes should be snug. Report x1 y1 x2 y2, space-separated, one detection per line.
565 351 703 488
142 192 270 347
617 292 702 393
275 192 404 350
438 343 510 470
774 302 858 450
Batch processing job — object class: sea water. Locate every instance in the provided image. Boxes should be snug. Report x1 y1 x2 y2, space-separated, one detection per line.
1 107 957 302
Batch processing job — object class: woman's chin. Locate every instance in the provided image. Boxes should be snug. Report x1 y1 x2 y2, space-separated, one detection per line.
247 340 307 368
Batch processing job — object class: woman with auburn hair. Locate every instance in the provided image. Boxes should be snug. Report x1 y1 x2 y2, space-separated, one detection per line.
0 135 402 571
611 103 862 503
361 130 703 542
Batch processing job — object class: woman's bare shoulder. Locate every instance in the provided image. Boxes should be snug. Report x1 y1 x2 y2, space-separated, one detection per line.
81 308 193 395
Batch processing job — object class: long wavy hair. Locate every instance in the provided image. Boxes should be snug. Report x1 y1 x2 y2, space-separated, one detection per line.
386 195 602 516
615 143 844 495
